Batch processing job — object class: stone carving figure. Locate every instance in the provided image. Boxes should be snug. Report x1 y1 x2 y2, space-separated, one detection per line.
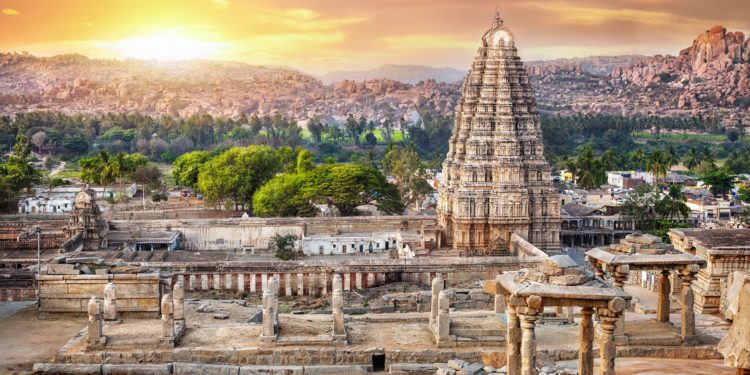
103 282 117 321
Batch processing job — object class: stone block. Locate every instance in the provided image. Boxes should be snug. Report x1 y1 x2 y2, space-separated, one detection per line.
102 364 172 375
447 359 469 371
480 351 506 368
46 264 79 275
173 363 239 375
457 362 484 375
389 363 437 375
302 366 367 375
32 363 101 374
239 366 303 375
468 291 491 302
548 274 591 286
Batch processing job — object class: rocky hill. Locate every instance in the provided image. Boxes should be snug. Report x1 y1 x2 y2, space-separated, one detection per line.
0 53 460 122
320 64 466 84
1 25 748 125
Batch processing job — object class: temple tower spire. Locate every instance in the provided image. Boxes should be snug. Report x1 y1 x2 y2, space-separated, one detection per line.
437 7 561 255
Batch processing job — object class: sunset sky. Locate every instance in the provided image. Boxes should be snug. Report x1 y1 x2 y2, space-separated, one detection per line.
1 0 749 74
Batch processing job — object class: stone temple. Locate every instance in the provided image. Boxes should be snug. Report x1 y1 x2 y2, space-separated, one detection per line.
438 11 561 254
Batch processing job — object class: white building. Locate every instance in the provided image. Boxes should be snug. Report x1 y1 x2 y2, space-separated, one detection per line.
18 196 74 214
300 232 400 255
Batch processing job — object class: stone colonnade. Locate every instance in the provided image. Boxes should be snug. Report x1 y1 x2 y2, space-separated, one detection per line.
171 271 450 296
505 295 626 375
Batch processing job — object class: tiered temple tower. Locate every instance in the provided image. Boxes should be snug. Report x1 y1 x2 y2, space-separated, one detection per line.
65 186 108 250
437 10 560 254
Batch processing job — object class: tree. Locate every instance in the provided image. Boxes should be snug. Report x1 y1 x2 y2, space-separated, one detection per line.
300 164 404 216
575 146 605 189
31 131 48 156
646 149 669 186
296 149 314 173
173 151 211 189
253 173 318 217
383 144 435 210
130 165 164 192
701 168 736 197
364 132 377 149
0 135 42 208
197 145 282 211
655 185 690 220
683 148 699 172
621 184 660 230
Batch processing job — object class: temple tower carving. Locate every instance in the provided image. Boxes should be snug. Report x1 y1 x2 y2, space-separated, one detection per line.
437 10 560 254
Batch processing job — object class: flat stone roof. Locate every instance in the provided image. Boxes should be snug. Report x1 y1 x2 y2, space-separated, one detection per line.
585 247 706 271
495 272 631 307
107 231 180 244
671 228 750 249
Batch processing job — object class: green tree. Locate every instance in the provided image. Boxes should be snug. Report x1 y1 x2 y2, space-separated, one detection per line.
655 185 690 220
700 168 736 197
621 184 660 230
296 149 314 173
173 151 211 188
197 145 281 211
253 173 318 217
383 144 435 210
683 148 699 172
646 149 669 186
301 164 403 216
130 165 164 192
0 135 42 208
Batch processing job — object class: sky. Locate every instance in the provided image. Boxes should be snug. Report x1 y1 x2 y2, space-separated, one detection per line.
1 0 749 74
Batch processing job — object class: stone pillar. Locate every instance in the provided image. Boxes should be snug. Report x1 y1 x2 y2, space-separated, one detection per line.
308 273 318 296
297 273 304 296
367 272 375 288
87 296 105 346
250 274 256 294
161 293 174 339
506 299 522 375
612 265 629 339
680 265 699 345
103 282 117 321
261 273 268 292
225 273 233 290
430 277 444 325
285 274 292 297
321 272 328 296
597 298 625 375
578 307 595 375
213 273 221 290
261 277 279 341
201 274 209 290
355 273 363 289
238 273 245 295
344 273 351 291
188 274 196 291
494 294 505 313
173 281 185 322
518 295 542 375
332 274 346 340
435 290 452 347
656 270 671 323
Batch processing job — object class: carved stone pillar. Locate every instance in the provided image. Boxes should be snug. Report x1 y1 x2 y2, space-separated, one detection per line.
578 307 595 375
680 264 700 345
656 270 671 323
430 277 444 325
261 280 278 341
597 297 625 375
103 282 117 321
436 290 453 347
506 299 522 375
87 296 105 346
611 265 629 339
161 293 174 339
173 281 185 322
598 313 618 375
519 295 542 375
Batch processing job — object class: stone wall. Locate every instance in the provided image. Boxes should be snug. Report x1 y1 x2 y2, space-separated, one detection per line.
37 273 163 314
109 216 434 251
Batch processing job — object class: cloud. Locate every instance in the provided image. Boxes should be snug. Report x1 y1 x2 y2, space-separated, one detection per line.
379 34 475 50
2 8 20 16
211 0 229 8
83 22 93 27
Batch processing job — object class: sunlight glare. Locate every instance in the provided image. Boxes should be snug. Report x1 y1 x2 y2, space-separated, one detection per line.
104 34 225 61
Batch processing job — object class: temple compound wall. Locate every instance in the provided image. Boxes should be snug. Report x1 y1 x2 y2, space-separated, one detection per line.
109 216 435 252
37 272 161 314
669 228 750 313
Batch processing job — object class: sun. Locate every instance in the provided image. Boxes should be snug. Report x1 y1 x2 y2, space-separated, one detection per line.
103 34 226 61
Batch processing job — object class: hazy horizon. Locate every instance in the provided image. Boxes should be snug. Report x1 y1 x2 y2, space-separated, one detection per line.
1 0 749 74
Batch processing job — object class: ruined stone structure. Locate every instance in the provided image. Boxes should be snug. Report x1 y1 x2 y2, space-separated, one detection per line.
63 187 108 251
103 282 117 321
438 10 560 254
669 228 750 313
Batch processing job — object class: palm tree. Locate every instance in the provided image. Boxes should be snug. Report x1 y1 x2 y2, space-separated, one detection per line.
647 149 669 186
630 148 646 171
656 185 690 220
666 145 679 167
683 148 699 172
701 145 715 166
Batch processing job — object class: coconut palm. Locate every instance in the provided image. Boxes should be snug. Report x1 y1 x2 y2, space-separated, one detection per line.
655 185 690 220
683 148 699 172
647 149 669 186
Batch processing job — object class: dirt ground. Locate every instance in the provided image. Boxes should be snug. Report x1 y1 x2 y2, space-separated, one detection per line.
0 302 86 374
